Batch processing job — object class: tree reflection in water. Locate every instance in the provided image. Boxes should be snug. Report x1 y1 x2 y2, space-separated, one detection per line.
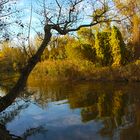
0 97 29 140
1 78 140 140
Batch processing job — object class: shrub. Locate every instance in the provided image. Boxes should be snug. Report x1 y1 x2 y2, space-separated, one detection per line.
65 40 95 61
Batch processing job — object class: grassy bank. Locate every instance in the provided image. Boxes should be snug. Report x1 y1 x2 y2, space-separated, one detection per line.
29 59 140 82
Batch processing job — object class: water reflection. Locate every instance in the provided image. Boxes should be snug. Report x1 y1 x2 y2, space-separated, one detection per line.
0 79 140 140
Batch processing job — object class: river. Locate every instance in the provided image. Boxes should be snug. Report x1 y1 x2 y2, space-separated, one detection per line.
0 79 140 140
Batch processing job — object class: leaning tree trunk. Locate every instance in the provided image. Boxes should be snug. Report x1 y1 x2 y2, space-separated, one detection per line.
0 25 52 112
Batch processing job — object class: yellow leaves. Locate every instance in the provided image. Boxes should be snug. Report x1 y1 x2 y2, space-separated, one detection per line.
77 27 94 45
0 52 3 58
132 15 140 47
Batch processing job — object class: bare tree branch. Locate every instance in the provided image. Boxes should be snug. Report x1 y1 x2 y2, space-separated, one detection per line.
27 0 34 56
55 0 62 24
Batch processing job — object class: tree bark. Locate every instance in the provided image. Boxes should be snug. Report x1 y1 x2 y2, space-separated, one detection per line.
0 25 52 112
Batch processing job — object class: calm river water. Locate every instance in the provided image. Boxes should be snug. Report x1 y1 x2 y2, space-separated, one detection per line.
0 80 140 140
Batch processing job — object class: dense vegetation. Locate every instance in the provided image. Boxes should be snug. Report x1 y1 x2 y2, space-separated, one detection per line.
0 25 140 82
0 0 140 83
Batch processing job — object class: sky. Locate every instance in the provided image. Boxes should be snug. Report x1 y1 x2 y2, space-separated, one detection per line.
12 0 44 44
14 0 81 41
17 0 42 28
8 0 114 44
16 0 94 27
0 0 118 42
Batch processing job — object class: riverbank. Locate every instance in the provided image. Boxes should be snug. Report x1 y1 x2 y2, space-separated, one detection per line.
29 59 140 82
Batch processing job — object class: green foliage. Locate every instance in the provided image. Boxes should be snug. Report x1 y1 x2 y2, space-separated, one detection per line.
94 31 112 66
48 36 71 60
65 40 81 60
49 46 67 60
31 59 140 82
35 27 128 68
41 48 49 61
92 5 109 22
65 40 95 61
32 60 83 81
77 27 95 45
110 26 126 66
0 26 136 83
81 44 96 61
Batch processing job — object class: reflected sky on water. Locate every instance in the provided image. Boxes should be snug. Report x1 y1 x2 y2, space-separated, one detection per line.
0 80 140 140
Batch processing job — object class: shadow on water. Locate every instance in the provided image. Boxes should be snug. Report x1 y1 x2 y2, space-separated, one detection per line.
1 77 140 140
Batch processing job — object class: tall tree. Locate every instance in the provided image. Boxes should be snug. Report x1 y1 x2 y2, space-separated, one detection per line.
110 26 126 66
94 31 112 66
